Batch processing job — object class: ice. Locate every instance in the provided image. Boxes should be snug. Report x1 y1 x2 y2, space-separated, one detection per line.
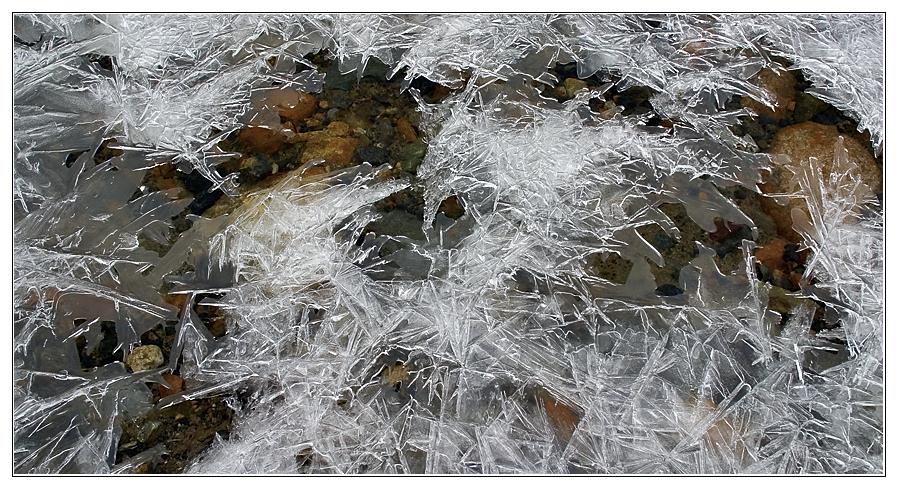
13 14 883 474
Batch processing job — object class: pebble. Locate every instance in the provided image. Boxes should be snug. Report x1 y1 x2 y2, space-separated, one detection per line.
355 146 390 164
395 117 418 143
397 141 427 173
276 91 317 124
237 127 286 155
740 68 796 122
297 122 360 167
127 345 164 372
767 121 881 193
654 284 684 297
158 373 184 398
563 78 588 98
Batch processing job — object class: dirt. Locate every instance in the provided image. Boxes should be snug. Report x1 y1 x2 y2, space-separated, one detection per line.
115 396 235 474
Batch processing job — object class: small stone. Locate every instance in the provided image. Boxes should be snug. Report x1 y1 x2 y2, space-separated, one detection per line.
537 390 581 444
237 127 286 155
372 118 396 146
355 146 390 164
740 68 796 122
276 91 317 124
754 238 787 272
158 373 185 398
324 121 351 137
382 362 409 385
563 78 588 97
318 100 330 110
397 141 427 173
127 345 164 372
300 127 359 166
438 195 465 219
395 117 418 143
552 85 567 99
654 284 684 297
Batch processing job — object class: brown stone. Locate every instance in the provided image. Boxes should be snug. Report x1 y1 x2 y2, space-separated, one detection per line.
754 238 786 272
237 127 286 155
395 117 418 143
158 373 184 398
265 89 317 125
767 121 881 194
741 68 796 121
438 195 465 219
297 122 359 167
538 390 581 444
164 293 189 312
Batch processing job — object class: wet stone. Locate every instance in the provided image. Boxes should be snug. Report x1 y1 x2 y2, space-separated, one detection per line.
655 284 684 297
740 68 797 122
355 145 390 164
767 121 881 194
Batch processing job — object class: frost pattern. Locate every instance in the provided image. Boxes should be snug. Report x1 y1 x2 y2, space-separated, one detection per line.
13 14 883 474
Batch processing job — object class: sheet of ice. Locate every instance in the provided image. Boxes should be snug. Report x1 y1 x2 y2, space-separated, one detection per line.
13 14 883 474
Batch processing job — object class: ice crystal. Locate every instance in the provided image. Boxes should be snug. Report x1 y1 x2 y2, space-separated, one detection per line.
13 14 883 474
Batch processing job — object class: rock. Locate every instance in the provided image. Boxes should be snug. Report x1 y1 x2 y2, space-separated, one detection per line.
438 195 464 219
237 127 286 155
381 362 409 386
537 390 581 445
552 85 568 99
395 117 418 143
371 118 396 146
127 345 164 372
277 91 317 124
655 284 684 297
563 78 588 97
355 145 390 164
767 121 881 193
397 141 427 173
754 238 787 272
158 373 184 398
740 68 796 121
297 122 360 168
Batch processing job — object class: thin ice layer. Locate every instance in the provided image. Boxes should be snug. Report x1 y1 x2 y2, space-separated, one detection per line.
13 14 883 474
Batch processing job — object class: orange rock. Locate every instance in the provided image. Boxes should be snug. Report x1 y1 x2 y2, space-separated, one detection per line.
297 122 359 167
754 238 786 271
158 373 184 398
741 68 796 121
767 121 881 194
538 391 581 444
277 91 318 124
395 117 418 143
758 122 880 243
300 136 359 167
237 126 286 154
